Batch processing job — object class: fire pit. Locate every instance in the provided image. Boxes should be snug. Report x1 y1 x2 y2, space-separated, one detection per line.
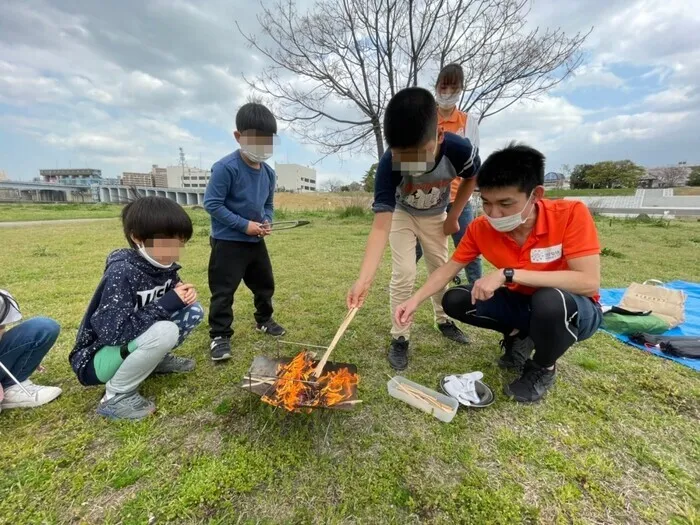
241 352 360 412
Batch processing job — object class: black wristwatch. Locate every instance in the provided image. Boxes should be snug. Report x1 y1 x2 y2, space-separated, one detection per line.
503 268 515 284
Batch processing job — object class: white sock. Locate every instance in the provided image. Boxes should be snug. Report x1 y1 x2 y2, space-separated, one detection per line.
102 389 117 402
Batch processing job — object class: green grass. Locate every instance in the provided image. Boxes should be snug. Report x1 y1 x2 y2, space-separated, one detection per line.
0 203 122 222
546 188 636 197
1 210 699 524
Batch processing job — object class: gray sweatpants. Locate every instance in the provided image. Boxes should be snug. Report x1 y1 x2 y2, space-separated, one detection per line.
105 321 179 397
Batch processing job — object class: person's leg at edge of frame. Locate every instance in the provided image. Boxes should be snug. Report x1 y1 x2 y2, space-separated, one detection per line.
452 201 482 285
418 211 469 345
208 238 248 361
152 302 205 374
388 210 419 371
246 240 285 337
0 317 63 410
95 320 180 420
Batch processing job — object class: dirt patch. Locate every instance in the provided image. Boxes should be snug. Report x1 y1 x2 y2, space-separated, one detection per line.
73 483 142 524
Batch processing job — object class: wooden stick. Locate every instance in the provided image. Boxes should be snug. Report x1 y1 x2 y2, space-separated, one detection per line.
401 385 451 411
386 374 451 412
312 307 359 378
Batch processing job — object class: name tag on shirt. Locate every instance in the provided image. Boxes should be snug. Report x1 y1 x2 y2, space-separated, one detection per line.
530 244 562 263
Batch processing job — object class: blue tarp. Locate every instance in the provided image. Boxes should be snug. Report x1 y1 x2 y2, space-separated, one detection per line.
599 281 700 371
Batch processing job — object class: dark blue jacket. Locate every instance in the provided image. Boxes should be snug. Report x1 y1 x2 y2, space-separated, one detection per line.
69 248 185 384
203 149 276 242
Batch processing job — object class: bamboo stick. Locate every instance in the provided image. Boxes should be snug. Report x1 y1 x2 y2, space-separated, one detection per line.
312 307 359 378
386 374 451 412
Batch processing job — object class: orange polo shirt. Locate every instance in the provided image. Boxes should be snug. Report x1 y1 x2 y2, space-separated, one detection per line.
452 199 601 299
438 109 469 203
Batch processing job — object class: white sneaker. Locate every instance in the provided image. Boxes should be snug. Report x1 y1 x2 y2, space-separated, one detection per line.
1 379 62 409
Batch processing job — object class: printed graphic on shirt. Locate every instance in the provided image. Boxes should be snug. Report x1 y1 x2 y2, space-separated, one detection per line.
530 244 563 263
135 279 173 310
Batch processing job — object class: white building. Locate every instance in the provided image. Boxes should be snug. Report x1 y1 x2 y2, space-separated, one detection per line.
0 170 7 182
165 166 211 189
274 163 317 192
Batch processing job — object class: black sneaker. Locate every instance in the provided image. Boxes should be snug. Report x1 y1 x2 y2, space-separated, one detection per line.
498 334 535 371
388 337 409 371
504 360 556 403
437 320 469 345
210 337 232 361
256 319 286 337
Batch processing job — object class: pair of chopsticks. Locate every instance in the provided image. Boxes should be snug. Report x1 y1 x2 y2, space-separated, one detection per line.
387 375 452 412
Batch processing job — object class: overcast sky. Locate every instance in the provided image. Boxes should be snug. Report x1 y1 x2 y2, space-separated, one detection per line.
1 0 699 184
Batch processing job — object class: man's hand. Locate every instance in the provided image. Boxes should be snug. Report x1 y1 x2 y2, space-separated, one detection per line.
261 220 272 237
471 269 506 305
347 279 371 309
443 216 460 236
246 221 267 237
394 298 419 328
175 282 197 305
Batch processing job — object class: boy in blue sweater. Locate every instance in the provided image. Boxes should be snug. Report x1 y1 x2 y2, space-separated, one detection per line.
71 197 203 420
204 103 285 361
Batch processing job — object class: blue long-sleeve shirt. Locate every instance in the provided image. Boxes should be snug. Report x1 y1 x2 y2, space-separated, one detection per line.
204 150 275 242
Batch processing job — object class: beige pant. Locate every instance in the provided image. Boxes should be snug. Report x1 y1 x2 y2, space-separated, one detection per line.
389 209 449 338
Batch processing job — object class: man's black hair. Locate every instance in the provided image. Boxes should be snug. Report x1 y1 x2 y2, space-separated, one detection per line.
235 102 277 135
477 142 545 196
122 196 193 248
383 87 438 149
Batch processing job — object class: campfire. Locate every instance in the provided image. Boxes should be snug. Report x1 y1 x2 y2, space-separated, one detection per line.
242 308 361 412
241 351 361 412
260 351 359 412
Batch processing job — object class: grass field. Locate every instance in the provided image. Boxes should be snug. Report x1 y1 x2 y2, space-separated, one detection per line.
1 207 699 524
546 188 636 197
676 187 700 196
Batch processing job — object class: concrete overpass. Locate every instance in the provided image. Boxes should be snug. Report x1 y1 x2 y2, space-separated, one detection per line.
98 185 204 206
0 181 92 202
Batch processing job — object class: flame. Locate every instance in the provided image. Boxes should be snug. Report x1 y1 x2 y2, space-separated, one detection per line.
261 351 359 412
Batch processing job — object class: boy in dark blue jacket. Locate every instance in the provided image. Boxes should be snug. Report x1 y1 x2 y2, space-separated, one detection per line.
70 197 204 420
204 103 285 361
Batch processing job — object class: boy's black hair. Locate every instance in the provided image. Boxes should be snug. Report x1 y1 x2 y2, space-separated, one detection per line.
436 63 465 90
383 87 438 149
235 102 277 135
477 142 546 196
121 196 193 248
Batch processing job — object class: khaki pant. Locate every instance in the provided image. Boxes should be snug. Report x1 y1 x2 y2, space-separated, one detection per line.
390 209 449 338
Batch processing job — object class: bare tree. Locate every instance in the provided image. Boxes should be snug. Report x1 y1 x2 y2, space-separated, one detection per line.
239 0 590 160
320 177 346 192
655 166 689 188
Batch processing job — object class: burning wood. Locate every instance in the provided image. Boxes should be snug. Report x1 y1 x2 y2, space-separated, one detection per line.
260 351 359 412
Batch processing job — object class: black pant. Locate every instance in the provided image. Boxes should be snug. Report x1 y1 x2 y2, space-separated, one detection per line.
442 286 602 367
208 238 275 339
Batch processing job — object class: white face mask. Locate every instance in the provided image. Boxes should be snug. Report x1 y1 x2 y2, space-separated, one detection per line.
396 160 436 177
137 244 174 269
436 91 461 109
485 195 535 233
241 144 273 163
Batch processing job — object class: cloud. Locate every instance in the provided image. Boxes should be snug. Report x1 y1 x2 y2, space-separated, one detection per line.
0 0 699 181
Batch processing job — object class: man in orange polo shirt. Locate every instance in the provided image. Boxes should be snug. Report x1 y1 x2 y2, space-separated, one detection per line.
395 143 602 402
